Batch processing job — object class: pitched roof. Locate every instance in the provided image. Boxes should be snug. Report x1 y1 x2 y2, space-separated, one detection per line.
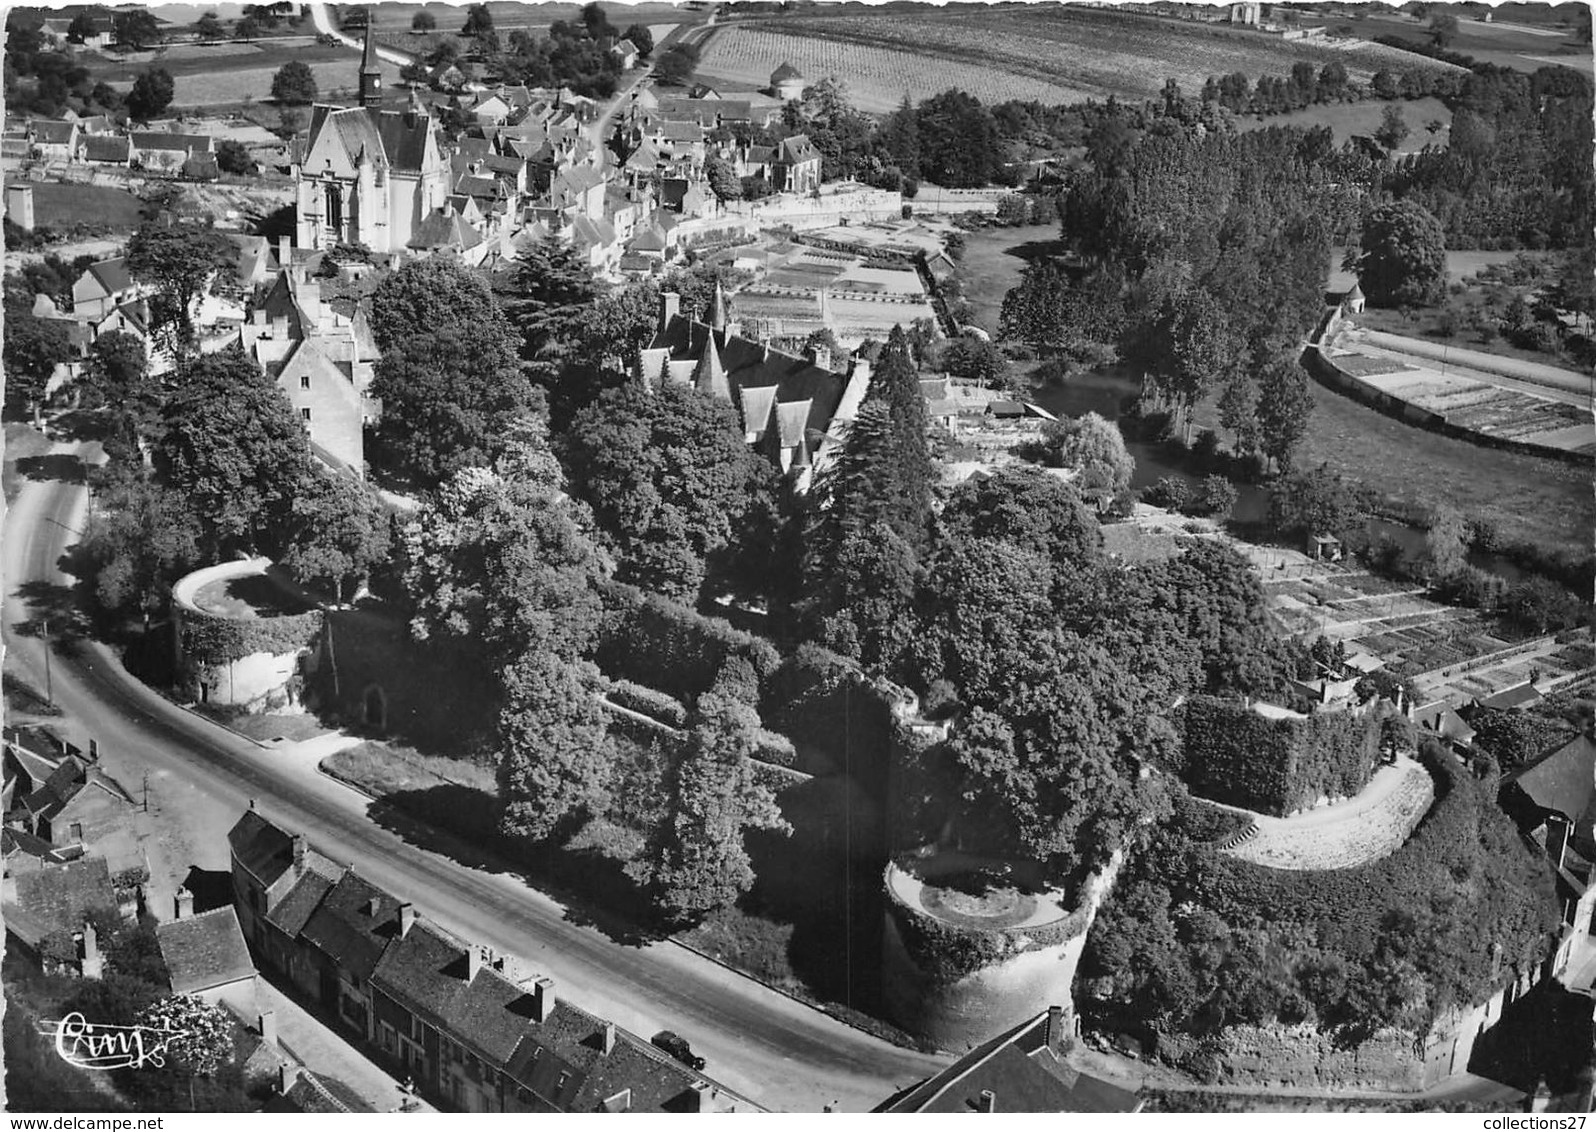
778 133 819 164
80 134 131 161
30 119 76 144
878 1010 1142 1113
770 62 802 83
443 967 543 1066
409 205 484 252
299 870 402 980
228 809 297 888
10 856 117 935
370 919 471 1026
660 121 702 143
264 858 343 938
131 132 213 153
1511 733 1596 822
158 907 256 995
1479 682 1544 711
84 257 133 297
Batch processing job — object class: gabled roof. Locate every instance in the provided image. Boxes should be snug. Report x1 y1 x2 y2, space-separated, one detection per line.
10 856 117 935
878 1010 1142 1113
778 133 819 164
80 134 131 161
1511 733 1596 822
228 809 299 888
264 857 343 938
660 121 703 144
1479 682 1544 711
30 119 77 144
299 870 402 980
83 257 133 297
158 907 256 995
442 967 541 1066
370 919 470 1026
409 205 484 252
770 62 802 83
131 132 214 154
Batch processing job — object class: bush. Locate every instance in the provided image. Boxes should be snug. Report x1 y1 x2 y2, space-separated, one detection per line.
606 679 688 728
1144 476 1190 511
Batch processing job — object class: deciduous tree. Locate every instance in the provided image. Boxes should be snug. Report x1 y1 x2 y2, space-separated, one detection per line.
497 653 614 843
125 220 232 348
1355 200 1448 309
126 67 175 119
270 60 317 105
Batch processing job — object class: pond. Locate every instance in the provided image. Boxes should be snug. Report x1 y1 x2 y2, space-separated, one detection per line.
1027 366 1531 582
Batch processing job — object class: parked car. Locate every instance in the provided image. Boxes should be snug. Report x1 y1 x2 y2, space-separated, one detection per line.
651 1030 705 1070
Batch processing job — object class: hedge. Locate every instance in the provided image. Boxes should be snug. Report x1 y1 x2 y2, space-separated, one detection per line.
594 581 781 704
1180 696 1380 816
760 644 898 791
180 608 323 666
606 679 689 729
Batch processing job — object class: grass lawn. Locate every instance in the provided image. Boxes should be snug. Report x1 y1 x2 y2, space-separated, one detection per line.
192 709 332 744
322 740 496 796
1191 376 1593 558
955 223 1063 335
24 183 145 232
1234 96 1451 147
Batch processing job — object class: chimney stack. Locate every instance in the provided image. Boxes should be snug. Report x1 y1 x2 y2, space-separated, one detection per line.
88 739 98 761
1045 1005 1066 1050
660 291 680 332
467 945 483 982
80 921 103 980
977 1090 997 1113
601 1022 616 1055
258 1011 278 1046
278 1063 299 1096
398 903 416 938
532 976 555 1023
809 343 831 372
277 235 290 271
292 834 307 874
685 1082 709 1113
174 887 194 921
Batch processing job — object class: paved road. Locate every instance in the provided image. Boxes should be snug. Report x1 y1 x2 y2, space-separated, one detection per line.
1346 327 1592 402
305 1 417 67
1 447 946 1113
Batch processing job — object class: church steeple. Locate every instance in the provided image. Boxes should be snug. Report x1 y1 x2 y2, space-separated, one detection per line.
358 22 382 109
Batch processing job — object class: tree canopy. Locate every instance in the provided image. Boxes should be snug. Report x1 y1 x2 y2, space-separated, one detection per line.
1355 200 1448 308
270 60 317 105
126 68 174 120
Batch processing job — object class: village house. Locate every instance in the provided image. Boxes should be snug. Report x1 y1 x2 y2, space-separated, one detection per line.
27 118 79 163
610 37 641 70
131 131 216 174
71 256 149 320
225 810 759 1113
876 1006 1144 1113
77 133 132 167
772 134 822 194
2 856 123 977
157 889 260 1016
237 259 380 472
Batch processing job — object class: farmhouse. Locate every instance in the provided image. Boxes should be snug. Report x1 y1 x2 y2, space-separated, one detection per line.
71 257 149 320
26 118 78 163
131 131 216 174
611 37 641 70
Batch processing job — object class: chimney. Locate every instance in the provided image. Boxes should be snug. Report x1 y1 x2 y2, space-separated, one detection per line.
531 976 555 1022
809 343 831 372
277 1063 299 1096
174 887 194 921
277 235 290 270
253 307 266 327
291 833 307 874
467 946 482 981
258 1011 278 1046
1546 815 1571 871
684 1082 709 1113
88 739 98 761
397 903 415 938
80 921 103 980
977 1090 997 1113
601 1022 616 1055
659 290 680 331
1045 1005 1066 1050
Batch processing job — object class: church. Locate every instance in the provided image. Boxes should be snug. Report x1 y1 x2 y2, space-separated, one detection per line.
292 26 449 253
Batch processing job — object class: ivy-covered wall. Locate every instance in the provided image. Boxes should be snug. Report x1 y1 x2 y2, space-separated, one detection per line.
179 608 323 668
594 581 782 704
1180 696 1381 816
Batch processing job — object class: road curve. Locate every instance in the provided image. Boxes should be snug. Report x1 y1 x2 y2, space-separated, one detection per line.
1 449 946 1112
304 1 417 67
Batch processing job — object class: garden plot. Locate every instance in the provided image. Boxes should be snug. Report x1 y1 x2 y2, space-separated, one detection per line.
1226 752 1435 871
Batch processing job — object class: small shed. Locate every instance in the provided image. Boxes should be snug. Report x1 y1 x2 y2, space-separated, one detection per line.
1306 533 1343 561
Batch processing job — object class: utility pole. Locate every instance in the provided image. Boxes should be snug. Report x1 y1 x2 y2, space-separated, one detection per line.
142 772 150 813
42 617 52 707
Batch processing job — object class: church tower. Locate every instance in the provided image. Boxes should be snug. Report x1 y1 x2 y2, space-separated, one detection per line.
358 22 382 109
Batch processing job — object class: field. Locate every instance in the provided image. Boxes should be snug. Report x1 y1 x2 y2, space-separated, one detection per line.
79 42 405 108
1340 10 1591 74
1234 95 1452 147
956 223 1063 334
700 6 1464 113
24 182 146 231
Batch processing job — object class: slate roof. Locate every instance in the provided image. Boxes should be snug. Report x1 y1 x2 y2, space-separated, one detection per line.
442 967 541 1065
30 119 76 144
10 856 117 935
651 316 844 443
84 257 132 297
80 135 130 162
158 906 256 995
131 132 214 154
878 1010 1143 1113
371 919 472 1029
299 870 402 981
409 206 484 252
310 106 433 175
264 858 343 938
228 809 297 888
770 62 802 83
1479 683 1544 711
660 121 703 144
1511 733 1596 823
778 133 819 165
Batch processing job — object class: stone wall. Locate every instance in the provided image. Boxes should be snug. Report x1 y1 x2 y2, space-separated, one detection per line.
1158 1024 1426 1091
